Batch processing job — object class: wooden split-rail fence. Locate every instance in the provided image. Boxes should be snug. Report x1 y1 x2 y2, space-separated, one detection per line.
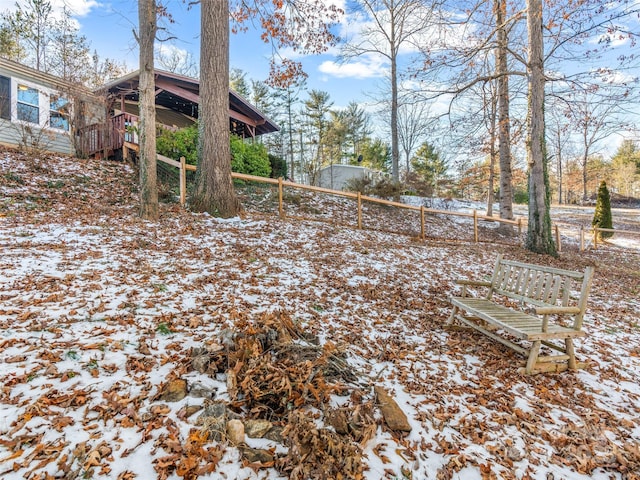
157 155 639 252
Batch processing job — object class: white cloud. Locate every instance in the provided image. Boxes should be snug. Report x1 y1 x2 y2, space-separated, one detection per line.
318 55 388 79
597 69 636 85
0 0 99 18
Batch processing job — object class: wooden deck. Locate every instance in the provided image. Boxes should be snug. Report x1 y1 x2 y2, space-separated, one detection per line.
76 113 137 158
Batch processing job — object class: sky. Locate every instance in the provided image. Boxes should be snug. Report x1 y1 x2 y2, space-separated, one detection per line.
0 0 375 110
0 0 638 159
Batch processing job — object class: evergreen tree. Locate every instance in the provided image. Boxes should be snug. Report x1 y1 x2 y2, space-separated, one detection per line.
592 180 613 240
411 141 448 196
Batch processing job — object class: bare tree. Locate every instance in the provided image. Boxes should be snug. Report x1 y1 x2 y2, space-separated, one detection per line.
341 0 436 182
397 99 432 175
493 0 514 226
156 44 199 77
567 89 629 202
525 0 555 255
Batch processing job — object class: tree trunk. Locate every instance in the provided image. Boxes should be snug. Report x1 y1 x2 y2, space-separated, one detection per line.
582 150 588 203
495 0 514 230
287 88 295 182
555 129 563 204
525 0 556 256
138 0 158 221
390 21 400 182
487 90 497 217
190 0 242 217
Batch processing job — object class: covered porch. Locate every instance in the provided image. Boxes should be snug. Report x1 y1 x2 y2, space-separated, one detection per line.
77 69 279 158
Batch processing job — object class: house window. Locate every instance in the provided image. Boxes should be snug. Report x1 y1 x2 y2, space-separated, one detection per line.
17 84 39 124
0 76 10 120
50 94 69 130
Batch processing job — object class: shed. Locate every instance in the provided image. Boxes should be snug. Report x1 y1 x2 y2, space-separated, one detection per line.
316 164 386 191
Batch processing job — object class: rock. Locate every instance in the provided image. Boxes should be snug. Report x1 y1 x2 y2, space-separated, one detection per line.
192 355 209 373
244 419 273 438
182 405 203 418
374 386 412 432
240 447 274 464
189 382 215 399
226 370 237 400
263 425 284 443
326 409 350 435
226 419 245 445
159 379 187 402
197 401 227 441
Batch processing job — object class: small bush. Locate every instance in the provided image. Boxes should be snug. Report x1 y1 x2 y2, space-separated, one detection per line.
230 136 271 177
370 178 404 201
343 176 373 194
156 124 199 165
514 188 528 204
269 153 288 179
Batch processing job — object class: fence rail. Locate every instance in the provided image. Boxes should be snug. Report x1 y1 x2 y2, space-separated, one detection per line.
157 155 639 252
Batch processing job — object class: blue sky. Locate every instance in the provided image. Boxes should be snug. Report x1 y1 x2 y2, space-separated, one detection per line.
0 0 637 158
0 0 372 110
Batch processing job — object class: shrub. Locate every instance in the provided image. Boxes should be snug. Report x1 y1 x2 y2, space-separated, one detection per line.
370 177 404 201
230 135 271 177
156 124 272 178
269 153 288 179
343 176 373 194
156 124 199 165
514 187 529 204
592 180 613 240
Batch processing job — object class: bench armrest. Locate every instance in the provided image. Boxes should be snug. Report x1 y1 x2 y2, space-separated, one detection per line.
535 306 581 315
455 280 492 287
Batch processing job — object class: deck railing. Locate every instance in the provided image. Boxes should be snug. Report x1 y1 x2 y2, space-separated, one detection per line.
76 113 138 157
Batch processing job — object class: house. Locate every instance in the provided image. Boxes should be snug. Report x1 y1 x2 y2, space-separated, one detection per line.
0 57 102 155
77 69 279 159
316 164 387 191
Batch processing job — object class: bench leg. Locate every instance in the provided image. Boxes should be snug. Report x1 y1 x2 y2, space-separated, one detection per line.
565 338 577 370
525 340 542 374
446 305 458 326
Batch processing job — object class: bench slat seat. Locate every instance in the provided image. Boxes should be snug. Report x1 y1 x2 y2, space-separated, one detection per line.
450 297 587 341
447 255 594 374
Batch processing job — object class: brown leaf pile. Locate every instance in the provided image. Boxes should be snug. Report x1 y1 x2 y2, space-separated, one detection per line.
188 311 372 479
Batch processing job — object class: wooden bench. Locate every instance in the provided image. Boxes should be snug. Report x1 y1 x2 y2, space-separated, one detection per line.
447 255 594 374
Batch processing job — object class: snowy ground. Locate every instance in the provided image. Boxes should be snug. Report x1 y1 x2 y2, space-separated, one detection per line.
1 150 639 479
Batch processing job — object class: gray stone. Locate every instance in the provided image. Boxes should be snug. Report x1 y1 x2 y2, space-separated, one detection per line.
244 419 273 438
189 382 215 399
192 355 210 373
159 379 187 402
240 447 274 464
374 386 412 432
197 401 227 441
263 425 284 443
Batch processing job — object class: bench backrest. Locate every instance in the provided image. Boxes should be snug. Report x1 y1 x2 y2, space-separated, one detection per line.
489 255 594 329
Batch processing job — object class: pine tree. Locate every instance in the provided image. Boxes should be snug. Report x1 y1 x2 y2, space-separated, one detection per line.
592 180 613 240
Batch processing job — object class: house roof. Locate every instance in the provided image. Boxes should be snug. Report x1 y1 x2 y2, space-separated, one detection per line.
0 57 95 98
97 69 279 137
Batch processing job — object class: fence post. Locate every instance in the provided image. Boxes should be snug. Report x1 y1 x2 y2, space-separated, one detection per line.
420 205 425 240
357 192 362 229
278 177 284 218
555 225 561 253
580 227 584 252
473 209 478 243
517 217 523 235
179 156 186 206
